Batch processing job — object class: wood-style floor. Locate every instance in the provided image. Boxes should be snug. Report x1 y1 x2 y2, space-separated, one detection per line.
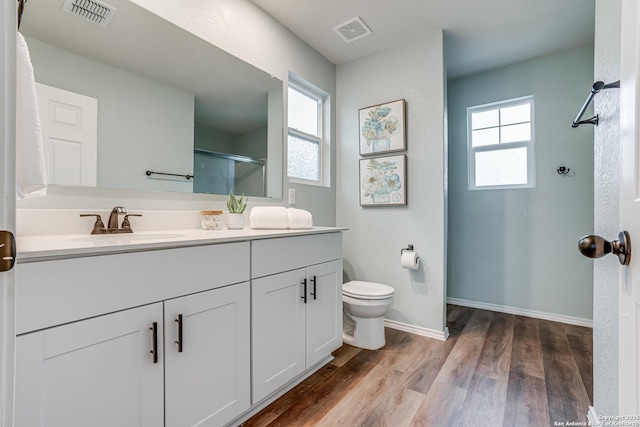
243 305 593 427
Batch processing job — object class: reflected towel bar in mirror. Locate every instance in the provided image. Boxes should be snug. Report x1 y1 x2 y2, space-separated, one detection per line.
571 80 620 128
145 170 193 180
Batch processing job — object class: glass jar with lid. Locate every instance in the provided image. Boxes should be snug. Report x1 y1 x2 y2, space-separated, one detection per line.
200 210 223 230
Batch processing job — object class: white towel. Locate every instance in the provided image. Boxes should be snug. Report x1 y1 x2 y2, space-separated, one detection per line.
249 206 289 229
288 208 313 229
16 32 47 199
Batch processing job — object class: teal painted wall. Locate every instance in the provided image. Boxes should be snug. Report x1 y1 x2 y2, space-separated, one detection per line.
448 46 595 321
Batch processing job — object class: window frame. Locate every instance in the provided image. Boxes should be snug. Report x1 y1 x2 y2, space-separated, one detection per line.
287 81 325 186
467 95 536 190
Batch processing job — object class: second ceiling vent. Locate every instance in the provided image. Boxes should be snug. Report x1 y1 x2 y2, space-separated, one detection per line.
333 17 372 43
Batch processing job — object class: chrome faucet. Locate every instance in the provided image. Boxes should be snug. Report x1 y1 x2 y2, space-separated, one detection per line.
108 206 127 230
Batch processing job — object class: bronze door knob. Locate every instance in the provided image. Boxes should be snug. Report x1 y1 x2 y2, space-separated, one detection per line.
578 231 631 266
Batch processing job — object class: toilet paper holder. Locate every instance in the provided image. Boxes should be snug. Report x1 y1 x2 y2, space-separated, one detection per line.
400 244 420 270
400 244 415 255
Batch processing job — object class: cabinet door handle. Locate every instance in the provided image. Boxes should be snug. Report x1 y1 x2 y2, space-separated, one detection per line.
150 322 158 364
175 314 183 353
301 278 307 304
310 276 317 300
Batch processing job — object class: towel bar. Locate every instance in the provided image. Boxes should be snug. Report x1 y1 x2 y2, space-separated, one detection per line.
145 170 193 180
571 80 620 128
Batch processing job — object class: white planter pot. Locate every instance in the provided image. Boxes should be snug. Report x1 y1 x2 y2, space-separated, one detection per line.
226 213 245 230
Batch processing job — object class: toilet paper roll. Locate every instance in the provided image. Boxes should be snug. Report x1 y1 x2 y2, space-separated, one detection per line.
401 251 420 270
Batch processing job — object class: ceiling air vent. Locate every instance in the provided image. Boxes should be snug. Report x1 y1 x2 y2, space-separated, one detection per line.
333 17 372 43
62 0 117 27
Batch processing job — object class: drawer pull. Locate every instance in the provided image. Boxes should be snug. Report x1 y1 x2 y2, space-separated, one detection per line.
175 314 183 353
150 322 158 363
301 278 307 304
310 276 317 300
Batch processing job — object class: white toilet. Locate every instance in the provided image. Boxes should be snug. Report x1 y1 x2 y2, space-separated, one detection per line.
342 281 395 350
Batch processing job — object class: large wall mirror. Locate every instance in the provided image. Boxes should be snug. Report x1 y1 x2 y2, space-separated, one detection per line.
20 0 284 199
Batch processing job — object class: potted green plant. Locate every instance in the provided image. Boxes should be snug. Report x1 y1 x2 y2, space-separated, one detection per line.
226 192 247 229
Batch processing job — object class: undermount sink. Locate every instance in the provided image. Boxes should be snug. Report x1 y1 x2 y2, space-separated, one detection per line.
71 233 187 243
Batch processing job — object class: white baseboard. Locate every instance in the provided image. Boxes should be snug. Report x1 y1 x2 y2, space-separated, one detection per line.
384 319 449 341
447 297 593 328
587 406 599 425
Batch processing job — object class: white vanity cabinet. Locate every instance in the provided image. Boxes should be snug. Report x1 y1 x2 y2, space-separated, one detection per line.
14 229 345 426
15 242 250 427
251 234 343 403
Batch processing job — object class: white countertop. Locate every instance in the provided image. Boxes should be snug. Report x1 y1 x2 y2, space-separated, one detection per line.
17 227 347 262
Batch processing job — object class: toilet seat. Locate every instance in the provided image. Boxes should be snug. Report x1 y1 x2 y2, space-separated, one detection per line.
343 281 394 300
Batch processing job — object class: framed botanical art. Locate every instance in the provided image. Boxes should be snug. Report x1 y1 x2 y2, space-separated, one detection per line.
359 154 407 206
359 99 406 155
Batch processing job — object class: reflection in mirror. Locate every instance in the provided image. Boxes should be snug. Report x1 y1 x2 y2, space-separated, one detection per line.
20 0 283 198
193 150 266 196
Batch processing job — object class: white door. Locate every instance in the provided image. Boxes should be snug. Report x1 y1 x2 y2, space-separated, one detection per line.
619 0 640 414
306 260 343 367
164 283 251 427
0 3 17 427
252 269 306 403
35 83 97 186
14 303 164 427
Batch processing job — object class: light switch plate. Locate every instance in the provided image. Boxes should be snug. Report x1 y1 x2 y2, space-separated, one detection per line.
288 189 296 205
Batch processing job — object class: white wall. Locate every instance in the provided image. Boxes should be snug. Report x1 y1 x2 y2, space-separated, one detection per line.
447 46 595 323
27 37 195 193
18 0 337 226
336 34 447 334
593 0 621 415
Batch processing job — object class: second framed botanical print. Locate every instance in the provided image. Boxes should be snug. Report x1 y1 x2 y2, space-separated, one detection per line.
359 154 407 206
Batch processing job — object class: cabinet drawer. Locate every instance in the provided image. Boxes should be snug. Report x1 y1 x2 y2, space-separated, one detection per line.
17 242 249 334
251 233 342 278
